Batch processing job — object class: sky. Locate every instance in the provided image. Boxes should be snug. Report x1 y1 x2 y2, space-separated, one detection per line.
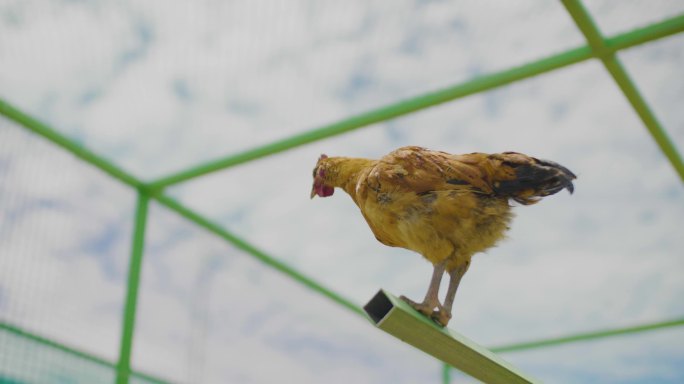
1 0 684 383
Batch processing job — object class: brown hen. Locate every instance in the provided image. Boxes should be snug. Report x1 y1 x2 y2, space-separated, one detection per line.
311 146 576 326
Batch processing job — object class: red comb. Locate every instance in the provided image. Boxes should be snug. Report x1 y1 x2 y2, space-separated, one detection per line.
319 154 328 160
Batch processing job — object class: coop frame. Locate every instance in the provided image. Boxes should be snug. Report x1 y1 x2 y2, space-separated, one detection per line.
1 1 683 382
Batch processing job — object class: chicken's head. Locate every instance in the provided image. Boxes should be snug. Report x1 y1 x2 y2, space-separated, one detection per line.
311 154 335 199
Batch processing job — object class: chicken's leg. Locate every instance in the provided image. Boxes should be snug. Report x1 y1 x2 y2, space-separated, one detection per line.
400 260 446 320
432 263 469 325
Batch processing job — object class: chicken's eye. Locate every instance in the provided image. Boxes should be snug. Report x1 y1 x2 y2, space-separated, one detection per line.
318 168 326 178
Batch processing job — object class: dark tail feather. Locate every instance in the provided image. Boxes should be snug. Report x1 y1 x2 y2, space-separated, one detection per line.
494 157 576 205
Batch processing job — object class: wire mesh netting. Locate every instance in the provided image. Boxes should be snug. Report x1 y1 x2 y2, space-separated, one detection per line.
0 329 115 384
1 0 684 383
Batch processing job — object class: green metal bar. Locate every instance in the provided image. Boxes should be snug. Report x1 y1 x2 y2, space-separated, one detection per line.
116 192 150 384
603 56 684 181
562 0 606 52
606 13 684 51
0 321 116 370
364 290 540 384
441 363 451 384
154 194 364 317
150 12 684 189
561 0 684 181
0 99 144 189
0 321 169 384
491 317 684 353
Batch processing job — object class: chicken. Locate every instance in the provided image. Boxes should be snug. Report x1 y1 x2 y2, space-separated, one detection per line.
310 146 576 326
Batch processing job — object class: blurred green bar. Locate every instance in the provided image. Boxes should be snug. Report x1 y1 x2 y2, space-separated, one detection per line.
562 0 605 51
0 321 169 384
0 99 144 189
602 56 684 180
364 290 540 384
116 192 150 384
491 317 684 353
606 13 684 51
150 12 684 188
0 321 116 370
441 363 451 384
561 0 684 181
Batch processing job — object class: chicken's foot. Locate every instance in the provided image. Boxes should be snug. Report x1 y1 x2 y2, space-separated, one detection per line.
400 260 447 325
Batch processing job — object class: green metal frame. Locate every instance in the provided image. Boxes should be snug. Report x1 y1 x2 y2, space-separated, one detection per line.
1 2 683 383
116 192 149 384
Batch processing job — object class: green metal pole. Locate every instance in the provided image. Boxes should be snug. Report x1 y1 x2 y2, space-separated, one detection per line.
605 14 684 51
0 321 116 370
602 57 684 180
561 0 684 182
441 363 451 384
116 191 150 384
491 317 684 353
149 12 684 189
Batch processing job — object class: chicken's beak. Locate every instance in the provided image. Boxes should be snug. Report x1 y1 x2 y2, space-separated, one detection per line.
311 178 333 198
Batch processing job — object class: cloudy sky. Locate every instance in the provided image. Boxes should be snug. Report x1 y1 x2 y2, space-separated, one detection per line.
1 0 684 383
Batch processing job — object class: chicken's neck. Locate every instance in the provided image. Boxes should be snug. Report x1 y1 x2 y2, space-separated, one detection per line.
324 157 376 196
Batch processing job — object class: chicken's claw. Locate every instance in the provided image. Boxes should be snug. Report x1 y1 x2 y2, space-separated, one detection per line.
399 295 433 316
400 295 450 326
430 309 452 327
